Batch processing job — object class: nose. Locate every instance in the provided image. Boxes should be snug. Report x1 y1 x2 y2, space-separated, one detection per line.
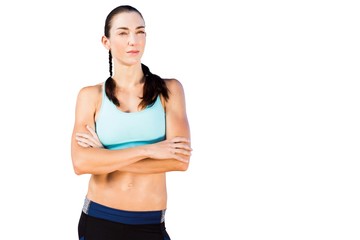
128 33 137 46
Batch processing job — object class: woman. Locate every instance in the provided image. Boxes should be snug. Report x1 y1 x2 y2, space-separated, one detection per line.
71 5 192 240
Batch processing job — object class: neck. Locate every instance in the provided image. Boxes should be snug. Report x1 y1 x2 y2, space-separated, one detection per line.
112 63 144 88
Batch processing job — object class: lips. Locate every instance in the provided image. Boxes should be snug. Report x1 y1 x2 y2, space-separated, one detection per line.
127 50 139 54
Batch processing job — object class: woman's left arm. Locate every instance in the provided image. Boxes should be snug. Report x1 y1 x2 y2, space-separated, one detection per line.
120 79 192 173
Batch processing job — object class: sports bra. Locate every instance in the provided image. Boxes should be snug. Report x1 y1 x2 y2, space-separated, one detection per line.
95 83 166 150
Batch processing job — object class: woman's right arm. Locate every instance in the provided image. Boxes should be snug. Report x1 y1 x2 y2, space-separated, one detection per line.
71 86 149 175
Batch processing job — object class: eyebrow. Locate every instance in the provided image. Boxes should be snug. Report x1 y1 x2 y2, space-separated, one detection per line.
116 26 145 30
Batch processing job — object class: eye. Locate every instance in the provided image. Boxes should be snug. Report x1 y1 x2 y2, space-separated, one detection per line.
119 32 128 36
137 31 146 35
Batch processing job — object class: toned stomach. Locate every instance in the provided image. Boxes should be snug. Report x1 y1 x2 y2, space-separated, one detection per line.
86 171 167 211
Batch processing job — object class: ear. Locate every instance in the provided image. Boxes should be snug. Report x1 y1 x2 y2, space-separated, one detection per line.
101 36 110 50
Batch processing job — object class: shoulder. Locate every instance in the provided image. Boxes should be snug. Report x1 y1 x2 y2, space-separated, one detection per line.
163 78 185 96
162 78 187 111
77 83 102 100
75 83 103 109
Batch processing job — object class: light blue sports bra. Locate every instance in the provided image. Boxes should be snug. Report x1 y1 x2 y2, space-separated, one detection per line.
95 83 166 150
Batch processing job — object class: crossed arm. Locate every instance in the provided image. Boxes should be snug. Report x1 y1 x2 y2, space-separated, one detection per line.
71 79 192 175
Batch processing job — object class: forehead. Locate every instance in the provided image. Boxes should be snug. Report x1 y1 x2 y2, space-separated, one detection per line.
110 12 145 30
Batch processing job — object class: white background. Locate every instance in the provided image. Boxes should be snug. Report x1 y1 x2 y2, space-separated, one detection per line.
0 0 359 239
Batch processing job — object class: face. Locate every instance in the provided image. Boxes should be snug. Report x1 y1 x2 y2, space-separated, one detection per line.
103 12 146 66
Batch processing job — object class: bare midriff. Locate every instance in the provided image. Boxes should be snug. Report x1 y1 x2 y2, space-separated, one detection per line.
86 171 167 211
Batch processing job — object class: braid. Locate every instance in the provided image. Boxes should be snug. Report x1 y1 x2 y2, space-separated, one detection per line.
105 50 119 106
108 50 113 76
140 63 169 109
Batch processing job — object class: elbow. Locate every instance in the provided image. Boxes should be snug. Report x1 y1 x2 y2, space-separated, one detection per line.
72 159 85 175
178 162 189 171
71 151 87 175
178 154 191 171
73 163 85 175
176 156 190 171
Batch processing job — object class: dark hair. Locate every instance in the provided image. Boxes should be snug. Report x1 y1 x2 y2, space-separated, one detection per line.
104 5 169 109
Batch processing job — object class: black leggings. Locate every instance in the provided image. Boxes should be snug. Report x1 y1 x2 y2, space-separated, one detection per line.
78 212 171 240
78 198 171 240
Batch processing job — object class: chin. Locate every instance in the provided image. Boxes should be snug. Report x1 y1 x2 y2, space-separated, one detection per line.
122 59 142 67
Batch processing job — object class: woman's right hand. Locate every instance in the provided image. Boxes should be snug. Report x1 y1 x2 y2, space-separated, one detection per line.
145 137 192 163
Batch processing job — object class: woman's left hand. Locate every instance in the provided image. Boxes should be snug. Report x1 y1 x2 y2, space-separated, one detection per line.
75 125 103 148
